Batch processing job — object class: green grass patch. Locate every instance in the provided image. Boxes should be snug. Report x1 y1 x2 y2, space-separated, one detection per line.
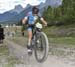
49 37 75 45
43 25 75 37
0 45 9 56
9 37 28 46
8 36 75 46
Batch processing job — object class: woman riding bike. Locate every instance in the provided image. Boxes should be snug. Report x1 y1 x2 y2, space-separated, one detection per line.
22 6 47 54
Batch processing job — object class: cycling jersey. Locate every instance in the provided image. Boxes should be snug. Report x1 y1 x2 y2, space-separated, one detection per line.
24 11 43 31
25 12 41 24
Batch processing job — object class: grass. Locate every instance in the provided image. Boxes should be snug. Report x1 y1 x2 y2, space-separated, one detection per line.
8 35 75 47
9 37 28 46
43 23 75 37
49 37 75 45
0 45 9 56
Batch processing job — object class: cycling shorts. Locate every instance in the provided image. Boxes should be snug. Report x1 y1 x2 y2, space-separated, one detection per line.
27 24 34 31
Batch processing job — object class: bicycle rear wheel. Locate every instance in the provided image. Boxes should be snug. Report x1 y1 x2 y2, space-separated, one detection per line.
34 32 49 62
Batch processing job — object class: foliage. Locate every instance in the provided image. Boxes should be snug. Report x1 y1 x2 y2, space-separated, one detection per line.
43 0 75 26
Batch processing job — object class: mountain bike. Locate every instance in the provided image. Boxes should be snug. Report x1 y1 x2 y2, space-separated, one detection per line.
28 23 49 63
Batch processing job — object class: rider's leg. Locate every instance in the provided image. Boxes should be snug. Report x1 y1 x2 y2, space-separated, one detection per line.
28 30 32 46
27 27 32 50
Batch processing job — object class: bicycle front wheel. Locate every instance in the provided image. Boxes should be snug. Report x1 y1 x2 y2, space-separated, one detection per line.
34 32 49 62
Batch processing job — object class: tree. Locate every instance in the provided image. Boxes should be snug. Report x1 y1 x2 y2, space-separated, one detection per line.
61 0 75 24
42 0 75 26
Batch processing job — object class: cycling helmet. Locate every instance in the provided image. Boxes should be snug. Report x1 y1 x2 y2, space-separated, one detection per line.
32 6 39 14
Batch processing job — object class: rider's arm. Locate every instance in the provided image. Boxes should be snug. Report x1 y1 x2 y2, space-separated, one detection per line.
22 17 28 24
40 17 47 26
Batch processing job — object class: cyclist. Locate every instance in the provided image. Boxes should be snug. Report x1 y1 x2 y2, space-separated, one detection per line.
22 6 47 53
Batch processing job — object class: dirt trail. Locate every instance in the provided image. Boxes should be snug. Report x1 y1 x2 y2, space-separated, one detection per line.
5 39 75 67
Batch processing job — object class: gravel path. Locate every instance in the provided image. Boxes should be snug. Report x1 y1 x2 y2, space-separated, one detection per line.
4 39 75 67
